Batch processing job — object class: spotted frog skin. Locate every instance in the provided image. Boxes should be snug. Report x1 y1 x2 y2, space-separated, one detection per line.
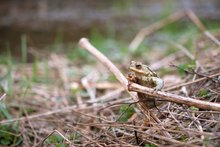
127 61 164 109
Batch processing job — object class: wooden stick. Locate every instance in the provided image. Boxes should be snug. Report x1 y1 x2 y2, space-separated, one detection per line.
129 10 186 50
129 10 220 50
185 10 206 32
79 38 144 112
129 82 220 111
186 10 220 46
0 93 6 101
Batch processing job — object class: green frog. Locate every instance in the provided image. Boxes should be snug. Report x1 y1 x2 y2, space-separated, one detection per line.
127 61 164 109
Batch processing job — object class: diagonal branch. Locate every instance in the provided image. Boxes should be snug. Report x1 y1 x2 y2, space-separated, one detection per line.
129 10 220 51
79 38 143 112
129 10 186 51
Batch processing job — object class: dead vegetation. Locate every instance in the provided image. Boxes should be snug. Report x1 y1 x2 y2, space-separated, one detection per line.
0 10 220 146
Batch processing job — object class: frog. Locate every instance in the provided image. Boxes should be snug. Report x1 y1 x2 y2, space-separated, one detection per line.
127 61 164 109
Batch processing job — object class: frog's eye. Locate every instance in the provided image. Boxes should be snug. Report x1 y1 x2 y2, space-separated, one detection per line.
135 63 142 69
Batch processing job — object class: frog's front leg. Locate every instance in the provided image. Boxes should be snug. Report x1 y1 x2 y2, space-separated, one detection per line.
151 77 164 92
127 72 137 91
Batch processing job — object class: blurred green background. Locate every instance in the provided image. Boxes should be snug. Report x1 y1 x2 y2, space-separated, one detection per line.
0 0 220 62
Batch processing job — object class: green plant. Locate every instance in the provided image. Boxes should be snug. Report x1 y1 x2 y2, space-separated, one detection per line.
69 132 81 140
56 144 66 147
46 134 64 144
112 0 133 11
43 60 50 83
32 59 39 82
118 104 135 122
69 47 90 61
0 69 14 96
0 43 14 96
53 27 64 51
190 106 199 111
177 62 196 77
145 143 157 147
19 76 32 92
0 124 22 146
198 88 209 98
21 34 27 63
0 104 12 119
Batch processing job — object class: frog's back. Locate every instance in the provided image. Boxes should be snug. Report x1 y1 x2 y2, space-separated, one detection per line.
136 76 157 88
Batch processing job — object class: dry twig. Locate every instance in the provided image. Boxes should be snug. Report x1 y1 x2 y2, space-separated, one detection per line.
129 10 186 50
0 93 6 101
129 10 220 50
186 10 220 46
129 82 220 111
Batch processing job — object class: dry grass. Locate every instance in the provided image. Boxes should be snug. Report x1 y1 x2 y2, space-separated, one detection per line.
0 11 220 147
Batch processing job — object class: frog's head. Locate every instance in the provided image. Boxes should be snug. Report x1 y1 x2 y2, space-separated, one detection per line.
129 61 157 77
